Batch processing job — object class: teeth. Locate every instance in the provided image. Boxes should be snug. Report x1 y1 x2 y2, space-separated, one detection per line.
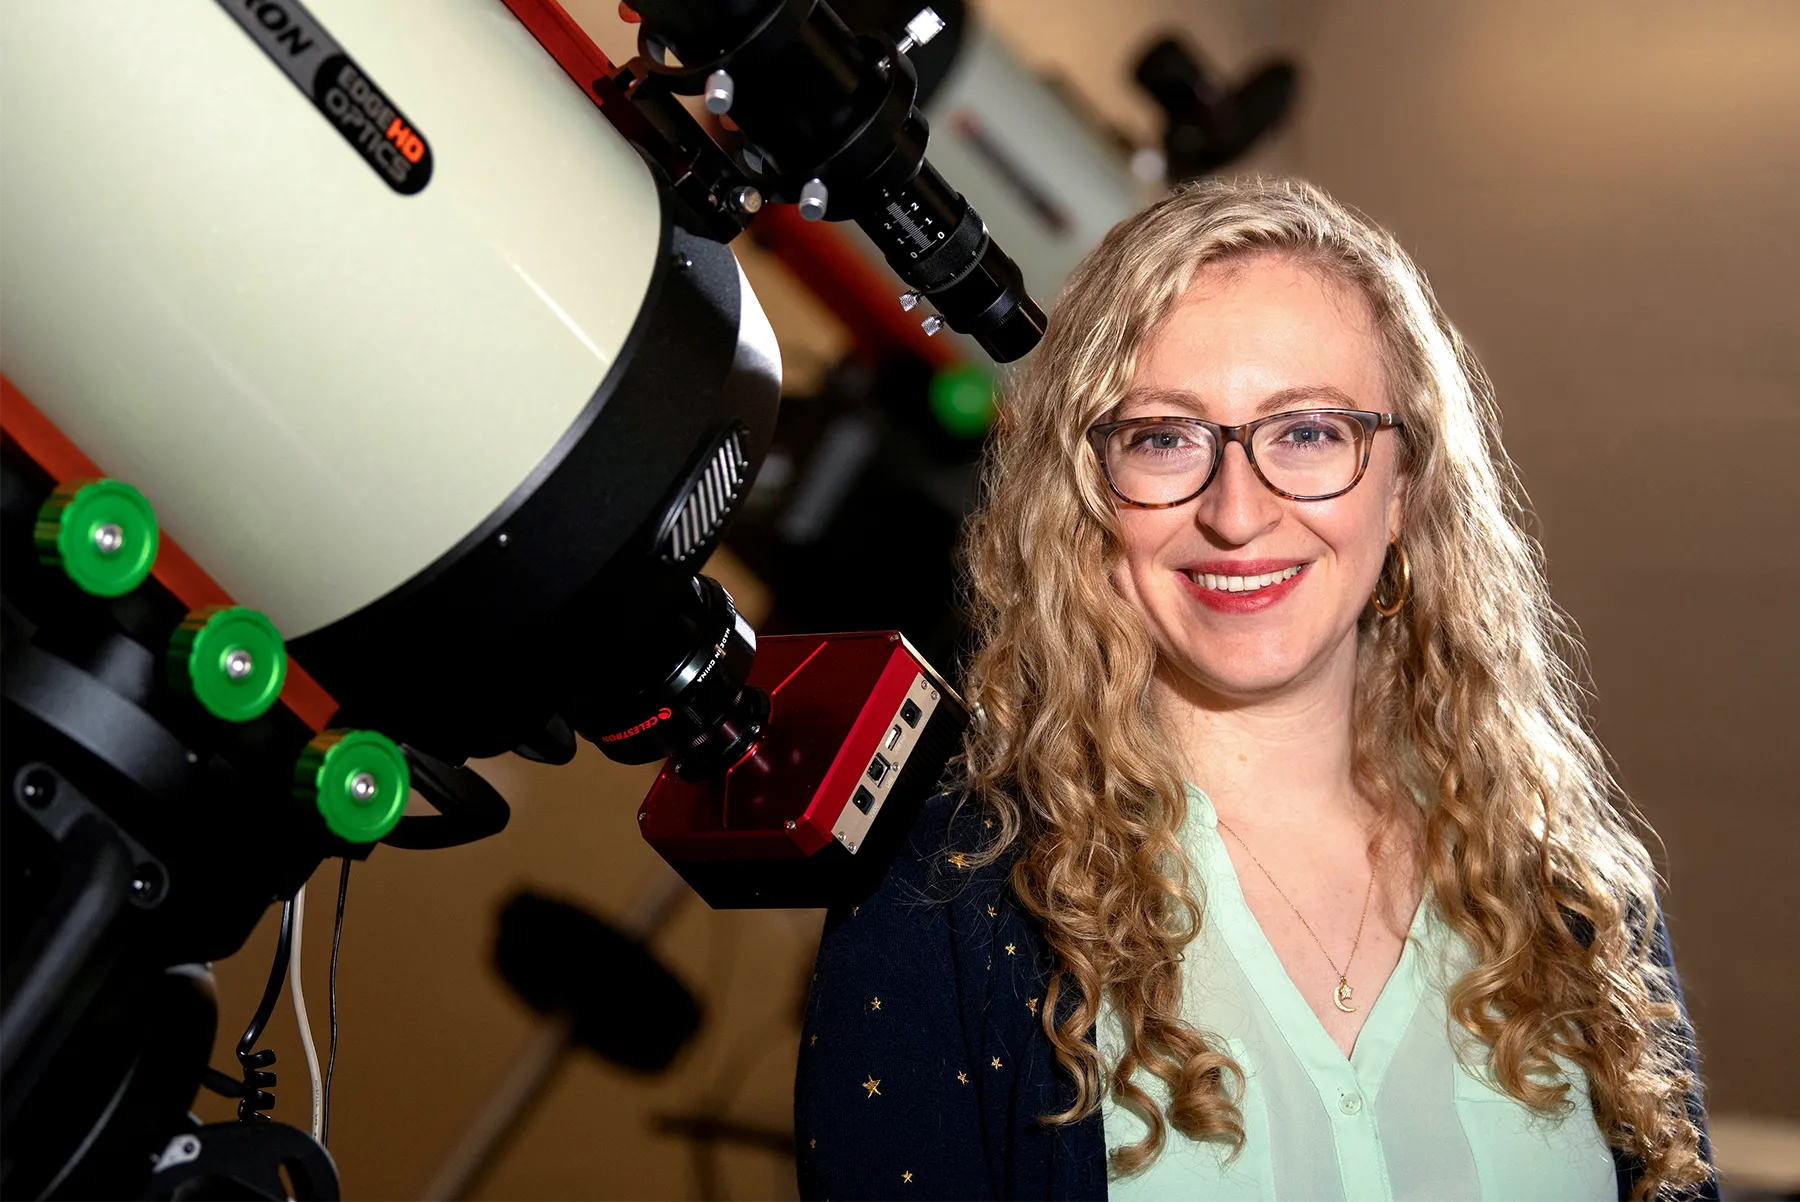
1188 564 1303 592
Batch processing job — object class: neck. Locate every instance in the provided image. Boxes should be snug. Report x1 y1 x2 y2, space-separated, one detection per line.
1156 633 1367 831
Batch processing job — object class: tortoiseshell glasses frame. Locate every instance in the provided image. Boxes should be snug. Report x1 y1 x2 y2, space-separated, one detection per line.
1085 409 1405 507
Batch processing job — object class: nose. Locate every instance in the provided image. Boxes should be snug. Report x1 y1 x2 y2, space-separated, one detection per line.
1193 441 1283 545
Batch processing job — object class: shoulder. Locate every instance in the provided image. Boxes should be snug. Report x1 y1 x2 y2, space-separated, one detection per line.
795 792 1105 1201
803 791 1034 1045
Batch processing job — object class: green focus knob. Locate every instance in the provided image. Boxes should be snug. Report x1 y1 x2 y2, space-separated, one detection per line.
296 729 410 843
34 479 160 597
169 606 288 723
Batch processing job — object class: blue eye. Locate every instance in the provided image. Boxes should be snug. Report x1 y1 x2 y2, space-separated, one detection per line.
1138 430 1185 451
1266 415 1354 452
1123 424 1202 456
1286 424 1335 444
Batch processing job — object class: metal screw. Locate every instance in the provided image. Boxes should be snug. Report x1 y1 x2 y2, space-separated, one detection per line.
845 839 859 853
921 315 944 336
224 649 254 680
19 767 57 808
798 177 829 222
731 185 763 214
638 811 647 822
784 819 797 829
703 68 735 114
497 532 510 547
131 863 166 905
897 6 945 54
349 771 378 802
898 290 921 311
93 522 124 555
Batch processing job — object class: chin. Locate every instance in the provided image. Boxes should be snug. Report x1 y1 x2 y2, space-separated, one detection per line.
1174 659 1311 702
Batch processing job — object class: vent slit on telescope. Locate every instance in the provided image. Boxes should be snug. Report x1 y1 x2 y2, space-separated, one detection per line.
661 427 750 565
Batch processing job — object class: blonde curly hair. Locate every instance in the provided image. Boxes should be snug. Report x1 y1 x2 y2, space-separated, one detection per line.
957 177 1708 1199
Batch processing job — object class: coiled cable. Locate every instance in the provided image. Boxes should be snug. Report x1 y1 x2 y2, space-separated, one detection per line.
236 898 295 1121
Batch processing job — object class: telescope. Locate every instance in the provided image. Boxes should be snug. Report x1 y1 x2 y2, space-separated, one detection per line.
0 0 1040 1194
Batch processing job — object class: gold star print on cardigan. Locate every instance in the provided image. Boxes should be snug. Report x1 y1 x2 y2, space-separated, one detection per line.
1027 997 1039 1015
948 852 971 869
1004 943 1017 955
871 997 882 1010
991 1057 1003 1069
903 1171 914 1184
810 1034 817 1044
863 1076 881 1097
957 1070 968 1084
987 904 997 917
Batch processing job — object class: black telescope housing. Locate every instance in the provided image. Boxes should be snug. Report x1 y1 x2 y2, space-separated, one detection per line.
628 0 1047 362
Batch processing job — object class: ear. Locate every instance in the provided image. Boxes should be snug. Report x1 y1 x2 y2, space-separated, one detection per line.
1386 470 1408 544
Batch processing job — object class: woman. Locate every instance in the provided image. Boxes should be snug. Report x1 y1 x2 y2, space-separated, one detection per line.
794 178 1713 1201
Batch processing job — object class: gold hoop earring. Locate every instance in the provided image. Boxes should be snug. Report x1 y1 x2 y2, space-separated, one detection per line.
1371 539 1411 617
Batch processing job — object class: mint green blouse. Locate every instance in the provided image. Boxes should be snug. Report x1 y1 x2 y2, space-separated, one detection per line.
1100 787 1616 1201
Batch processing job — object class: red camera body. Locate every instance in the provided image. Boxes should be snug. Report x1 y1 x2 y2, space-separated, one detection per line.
638 631 968 908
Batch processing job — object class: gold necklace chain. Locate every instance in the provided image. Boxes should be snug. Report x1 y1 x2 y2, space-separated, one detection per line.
1215 816 1376 1014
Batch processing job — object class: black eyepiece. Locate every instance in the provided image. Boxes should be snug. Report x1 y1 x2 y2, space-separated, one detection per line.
856 164 1045 362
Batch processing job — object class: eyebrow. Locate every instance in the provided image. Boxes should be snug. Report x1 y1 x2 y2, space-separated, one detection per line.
1115 384 1366 419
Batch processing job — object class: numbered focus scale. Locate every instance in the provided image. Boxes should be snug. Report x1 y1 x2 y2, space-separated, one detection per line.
871 185 951 262
639 632 968 908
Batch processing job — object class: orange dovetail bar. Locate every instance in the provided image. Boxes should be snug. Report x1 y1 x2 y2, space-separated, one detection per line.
0 373 339 733
500 0 621 90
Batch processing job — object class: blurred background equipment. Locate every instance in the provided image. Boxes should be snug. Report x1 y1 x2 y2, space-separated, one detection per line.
1132 35 1298 184
726 358 995 668
423 880 700 1200
426 863 817 1202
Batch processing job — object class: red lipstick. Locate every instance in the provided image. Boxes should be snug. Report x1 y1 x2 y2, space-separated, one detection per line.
1177 561 1309 614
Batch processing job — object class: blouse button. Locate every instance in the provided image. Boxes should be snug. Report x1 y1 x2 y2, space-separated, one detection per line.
1338 1092 1364 1116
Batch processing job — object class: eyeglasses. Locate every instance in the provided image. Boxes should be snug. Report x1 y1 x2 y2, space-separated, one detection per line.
1086 409 1404 507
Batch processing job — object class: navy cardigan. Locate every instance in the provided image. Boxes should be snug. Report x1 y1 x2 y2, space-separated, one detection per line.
794 793 1716 1201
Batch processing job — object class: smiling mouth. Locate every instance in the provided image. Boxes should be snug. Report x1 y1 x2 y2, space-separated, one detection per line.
1184 564 1305 594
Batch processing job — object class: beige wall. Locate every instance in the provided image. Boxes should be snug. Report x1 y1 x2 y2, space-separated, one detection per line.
1287 0 1800 1122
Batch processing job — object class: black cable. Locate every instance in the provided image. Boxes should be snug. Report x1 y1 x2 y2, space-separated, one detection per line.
322 856 351 1147
236 898 296 1121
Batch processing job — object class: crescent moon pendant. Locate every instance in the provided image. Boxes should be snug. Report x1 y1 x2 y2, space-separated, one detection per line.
1333 980 1357 1013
